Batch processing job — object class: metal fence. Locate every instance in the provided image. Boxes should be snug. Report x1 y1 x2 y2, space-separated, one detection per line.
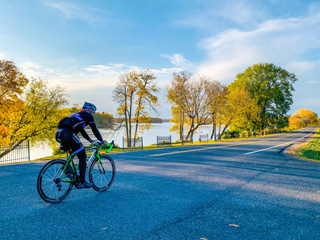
199 134 209 142
182 135 193 145
0 141 30 165
157 136 172 147
122 137 143 152
221 130 282 139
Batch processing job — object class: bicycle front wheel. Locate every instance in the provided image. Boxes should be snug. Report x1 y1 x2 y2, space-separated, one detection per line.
37 159 73 203
89 154 116 192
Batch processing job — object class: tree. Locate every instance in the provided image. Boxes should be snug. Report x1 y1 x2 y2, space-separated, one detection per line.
223 88 260 134
289 109 318 129
0 60 29 104
113 70 159 147
133 70 159 142
167 72 211 140
0 60 29 143
169 106 187 141
206 81 227 140
0 78 69 158
229 63 297 130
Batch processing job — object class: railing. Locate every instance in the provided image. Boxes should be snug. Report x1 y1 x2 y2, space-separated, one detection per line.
199 134 209 142
122 137 143 152
0 141 30 165
157 136 172 147
182 135 193 145
120 129 283 151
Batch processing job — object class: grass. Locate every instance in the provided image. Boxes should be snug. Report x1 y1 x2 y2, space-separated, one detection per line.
297 127 320 161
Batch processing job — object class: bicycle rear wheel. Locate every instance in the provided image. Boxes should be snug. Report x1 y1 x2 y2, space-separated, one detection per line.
37 159 73 203
89 154 116 192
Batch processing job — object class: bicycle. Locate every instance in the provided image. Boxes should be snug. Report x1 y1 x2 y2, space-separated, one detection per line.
37 140 116 203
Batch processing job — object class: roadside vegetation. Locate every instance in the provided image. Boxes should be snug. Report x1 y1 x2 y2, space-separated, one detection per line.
296 127 320 161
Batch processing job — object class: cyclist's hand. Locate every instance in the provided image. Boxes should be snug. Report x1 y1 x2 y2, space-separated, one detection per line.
93 140 101 146
89 140 101 147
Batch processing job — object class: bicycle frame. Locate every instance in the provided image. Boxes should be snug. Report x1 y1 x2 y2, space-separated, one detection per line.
58 142 114 183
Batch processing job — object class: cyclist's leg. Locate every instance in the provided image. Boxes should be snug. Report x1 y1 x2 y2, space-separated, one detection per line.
69 133 86 183
59 130 88 184
76 149 87 183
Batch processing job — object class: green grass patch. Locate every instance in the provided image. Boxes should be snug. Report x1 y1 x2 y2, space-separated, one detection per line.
297 127 320 161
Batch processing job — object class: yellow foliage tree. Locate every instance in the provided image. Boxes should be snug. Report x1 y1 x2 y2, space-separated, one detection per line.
217 87 260 135
167 72 212 141
289 109 318 129
113 70 159 147
0 60 29 144
0 78 69 158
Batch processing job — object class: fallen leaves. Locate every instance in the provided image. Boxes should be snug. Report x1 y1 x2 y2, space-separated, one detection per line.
229 224 240 228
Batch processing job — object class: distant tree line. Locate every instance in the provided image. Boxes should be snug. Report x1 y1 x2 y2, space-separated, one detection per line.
167 63 298 140
94 112 114 128
112 62 300 143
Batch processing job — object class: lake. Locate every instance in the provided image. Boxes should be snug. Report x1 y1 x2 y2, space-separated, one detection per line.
30 122 215 160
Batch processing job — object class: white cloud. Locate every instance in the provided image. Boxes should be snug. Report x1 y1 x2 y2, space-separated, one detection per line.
196 12 320 82
19 61 53 78
46 1 101 24
161 53 192 70
308 80 318 84
217 0 266 25
175 0 267 29
84 63 182 79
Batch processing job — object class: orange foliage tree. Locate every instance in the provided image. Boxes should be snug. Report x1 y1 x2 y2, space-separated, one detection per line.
289 109 318 129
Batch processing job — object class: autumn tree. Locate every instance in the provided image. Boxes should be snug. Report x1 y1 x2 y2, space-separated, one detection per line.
167 72 211 140
169 106 187 141
0 60 29 104
206 81 227 140
133 70 159 142
0 78 69 158
229 63 297 130
289 109 318 129
223 88 260 134
0 60 29 142
113 70 159 147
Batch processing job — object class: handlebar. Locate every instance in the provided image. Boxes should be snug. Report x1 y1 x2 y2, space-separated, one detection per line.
91 140 115 153
104 140 115 153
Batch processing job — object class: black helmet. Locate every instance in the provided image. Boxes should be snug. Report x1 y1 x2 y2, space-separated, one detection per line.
82 102 97 112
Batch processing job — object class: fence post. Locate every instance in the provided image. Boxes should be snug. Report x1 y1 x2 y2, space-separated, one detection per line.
170 135 172 146
141 137 143 150
27 140 31 161
157 136 159 148
122 136 124 152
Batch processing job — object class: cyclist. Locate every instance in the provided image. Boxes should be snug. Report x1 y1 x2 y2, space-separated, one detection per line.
55 102 106 189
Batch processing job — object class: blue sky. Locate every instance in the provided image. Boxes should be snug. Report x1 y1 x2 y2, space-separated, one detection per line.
1 0 319 118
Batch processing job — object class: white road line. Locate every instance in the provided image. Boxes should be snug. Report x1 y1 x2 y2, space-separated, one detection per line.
244 127 317 155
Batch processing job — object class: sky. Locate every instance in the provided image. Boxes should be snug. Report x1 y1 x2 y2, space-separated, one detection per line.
0 0 319 118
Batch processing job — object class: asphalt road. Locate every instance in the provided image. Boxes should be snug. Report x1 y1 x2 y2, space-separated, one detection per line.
1 127 320 240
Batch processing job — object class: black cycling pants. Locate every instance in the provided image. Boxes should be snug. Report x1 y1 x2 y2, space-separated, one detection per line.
55 128 87 183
